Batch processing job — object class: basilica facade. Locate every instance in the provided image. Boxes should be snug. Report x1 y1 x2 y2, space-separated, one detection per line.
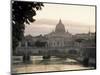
45 19 74 48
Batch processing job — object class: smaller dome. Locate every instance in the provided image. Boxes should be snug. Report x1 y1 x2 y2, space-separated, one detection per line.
55 19 66 33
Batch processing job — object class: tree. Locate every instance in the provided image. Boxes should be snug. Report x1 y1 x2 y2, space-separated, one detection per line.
35 40 47 48
12 1 44 54
75 38 84 47
75 38 83 43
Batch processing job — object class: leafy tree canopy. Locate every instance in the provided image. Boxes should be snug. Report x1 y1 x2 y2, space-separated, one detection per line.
12 1 44 52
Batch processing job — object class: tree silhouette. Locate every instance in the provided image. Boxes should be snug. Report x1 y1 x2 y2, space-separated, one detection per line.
75 38 84 47
75 38 83 43
12 1 44 54
35 40 47 48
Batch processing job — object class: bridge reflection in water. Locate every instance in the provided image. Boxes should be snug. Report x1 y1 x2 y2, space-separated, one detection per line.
12 56 93 74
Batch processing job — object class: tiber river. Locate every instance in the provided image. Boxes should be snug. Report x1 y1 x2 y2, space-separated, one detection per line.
12 56 93 74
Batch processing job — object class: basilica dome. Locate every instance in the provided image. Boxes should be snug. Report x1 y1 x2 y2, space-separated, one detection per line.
55 19 66 33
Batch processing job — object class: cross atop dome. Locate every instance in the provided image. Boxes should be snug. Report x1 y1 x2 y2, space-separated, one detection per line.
58 19 62 24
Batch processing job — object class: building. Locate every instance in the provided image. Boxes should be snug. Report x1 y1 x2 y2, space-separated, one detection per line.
45 19 74 48
16 19 96 57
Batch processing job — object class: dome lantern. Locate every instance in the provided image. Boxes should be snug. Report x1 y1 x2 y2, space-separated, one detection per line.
55 19 66 33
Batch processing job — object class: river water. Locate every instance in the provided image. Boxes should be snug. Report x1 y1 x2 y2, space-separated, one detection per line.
12 56 93 74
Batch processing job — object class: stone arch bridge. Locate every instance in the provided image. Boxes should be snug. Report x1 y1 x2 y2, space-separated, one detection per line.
14 47 80 62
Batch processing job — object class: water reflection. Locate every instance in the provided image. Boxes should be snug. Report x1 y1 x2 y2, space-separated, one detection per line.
12 56 93 73
32 57 78 65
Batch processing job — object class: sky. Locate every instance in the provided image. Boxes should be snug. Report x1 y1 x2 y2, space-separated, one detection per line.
24 3 96 36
